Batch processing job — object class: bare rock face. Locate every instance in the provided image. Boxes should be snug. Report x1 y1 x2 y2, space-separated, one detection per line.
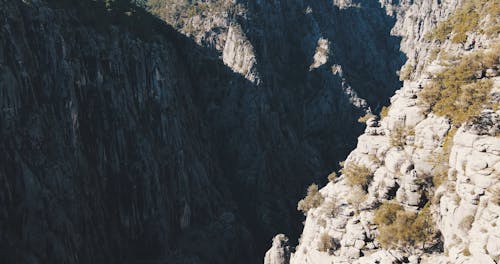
0 1 257 263
264 234 291 264
222 24 259 83
151 0 407 258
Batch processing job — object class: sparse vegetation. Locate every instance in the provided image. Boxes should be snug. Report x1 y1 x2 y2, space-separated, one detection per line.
317 218 327 228
389 125 415 148
463 245 472 256
432 170 448 188
428 48 440 62
298 184 324 215
491 187 500 206
399 63 415 80
428 128 457 188
358 113 376 124
327 171 338 182
317 232 337 253
149 0 245 34
341 162 373 190
459 215 475 231
390 125 406 148
348 187 367 213
380 105 390 119
425 0 499 43
322 198 339 217
419 47 499 126
374 202 437 252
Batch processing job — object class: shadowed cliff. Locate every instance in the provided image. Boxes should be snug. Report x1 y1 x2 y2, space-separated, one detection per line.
0 0 405 263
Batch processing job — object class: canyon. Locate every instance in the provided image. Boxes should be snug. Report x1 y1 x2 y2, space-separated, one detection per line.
0 0 498 263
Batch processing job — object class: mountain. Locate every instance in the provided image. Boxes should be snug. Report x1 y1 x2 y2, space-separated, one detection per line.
265 0 500 263
1 0 497 263
0 0 405 262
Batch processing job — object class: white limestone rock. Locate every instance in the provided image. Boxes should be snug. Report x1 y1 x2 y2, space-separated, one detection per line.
264 234 291 264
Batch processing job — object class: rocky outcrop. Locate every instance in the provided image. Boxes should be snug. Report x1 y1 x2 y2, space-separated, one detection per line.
0 1 259 263
269 0 500 263
435 122 500 263
387 0 462 78
222 24 259 83
288 77 499 263
0 0 409 262
151 0 407 256
264 234 292 264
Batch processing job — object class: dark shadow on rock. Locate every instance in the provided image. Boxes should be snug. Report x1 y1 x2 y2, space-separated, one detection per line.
0 0 407 263
223 0 407 254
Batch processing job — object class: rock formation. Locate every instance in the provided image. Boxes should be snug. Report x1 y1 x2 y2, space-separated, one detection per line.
266 0 500 263
0 0 406 262
1 0 497 263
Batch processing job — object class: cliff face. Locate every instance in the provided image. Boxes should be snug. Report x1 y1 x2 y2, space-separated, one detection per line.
151 0 406 249
265 0 500 263
0 0 407 263
0 1 256 263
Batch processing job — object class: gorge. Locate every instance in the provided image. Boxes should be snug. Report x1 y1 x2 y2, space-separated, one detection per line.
0 0 498 263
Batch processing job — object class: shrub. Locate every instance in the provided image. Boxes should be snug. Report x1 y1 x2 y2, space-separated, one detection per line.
297 184 324 215
399 63 414 81
419 48 498 126
358 113 376 123
459 215 475 231
411 204 436 248
341 162 373 189
348 187 367 213
317 233 337 253
390 125 407 148
462 246 471 256
380 106 390 119
428 48 440 62
429 128 456 188
317 218 327 227
322 198 339 217
374 202 404 226
425 0 496 44
432 170 448 188
374 202 437 251
491 187 500 206
327 171 338 182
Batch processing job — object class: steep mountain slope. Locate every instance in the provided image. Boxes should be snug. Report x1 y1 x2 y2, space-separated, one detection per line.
265 0 500 263
0 0 409 263
149 0 406 251
0 1 258 263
